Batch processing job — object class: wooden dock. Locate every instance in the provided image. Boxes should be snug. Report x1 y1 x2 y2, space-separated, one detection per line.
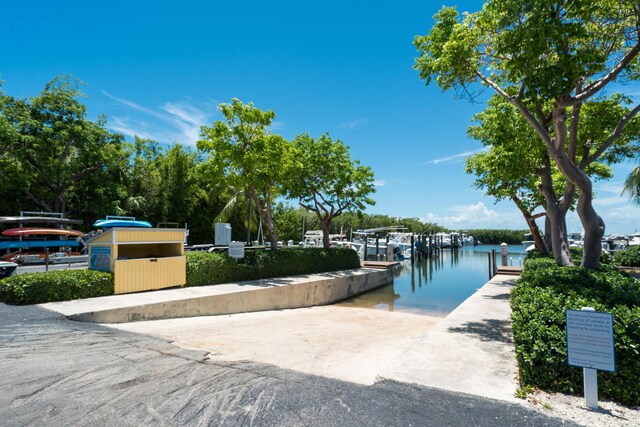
495 266 523 276
361 261 400 270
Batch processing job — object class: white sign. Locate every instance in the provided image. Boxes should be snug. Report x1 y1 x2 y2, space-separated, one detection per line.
566 310 616 372
228 241 245 259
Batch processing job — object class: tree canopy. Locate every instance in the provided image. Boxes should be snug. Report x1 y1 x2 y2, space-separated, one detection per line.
1 79 383 247
287 133 376 249
0 75 129 224
197 98 295 248
415 0 640 268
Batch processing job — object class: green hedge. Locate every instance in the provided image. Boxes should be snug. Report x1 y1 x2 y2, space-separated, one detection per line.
613 245 640 267
186 247 361 287
0 270 114 305
0 248 360 305
511 258 640 405
525 246 614 265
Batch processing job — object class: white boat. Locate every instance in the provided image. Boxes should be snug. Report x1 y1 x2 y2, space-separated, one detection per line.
387 231 414 260
628 231 640 246
300 230 323 248
449 232 464 248
603 234 629 252
522 240 536 252
434 232 452 248
351 226 408 260
462 234 475 245
48 252 89 264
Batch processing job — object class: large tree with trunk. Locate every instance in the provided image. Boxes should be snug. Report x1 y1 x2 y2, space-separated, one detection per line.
287 133 376 249
197 99 293 249
0 75 129 224
415 1 640 268
466 94 632 263
466 96 551 255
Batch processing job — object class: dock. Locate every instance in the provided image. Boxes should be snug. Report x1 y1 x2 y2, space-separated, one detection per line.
361 260 400 269
495 265 523 276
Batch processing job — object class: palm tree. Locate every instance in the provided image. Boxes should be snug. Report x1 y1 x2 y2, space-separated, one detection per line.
622 166 640 204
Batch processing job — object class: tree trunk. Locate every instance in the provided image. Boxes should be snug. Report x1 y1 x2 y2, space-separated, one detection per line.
544 215 552 252
576 187 605 269
262 203 279 250
249 187 279 249
545 201 573 265
547 106 608 268
527 215 547 254
546 126 603 269
537 163 574 266
511 195 547 254
320 218 332 250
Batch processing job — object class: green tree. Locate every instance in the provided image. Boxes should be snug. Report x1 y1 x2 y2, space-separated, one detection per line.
271 203 306 242
465 95 623 259
198 99 293 249
622 167 640 203
287 133 376 249
466 96 551 255
0 75 129 226
622 144 640 203
415 1 640 268
124 136 163 221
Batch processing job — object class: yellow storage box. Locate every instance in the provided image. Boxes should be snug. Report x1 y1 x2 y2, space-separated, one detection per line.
88 228 186 294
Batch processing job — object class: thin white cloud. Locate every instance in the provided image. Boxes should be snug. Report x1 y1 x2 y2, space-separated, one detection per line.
340 118 367 129
419 147 490 165
108 117 165 142
374 180 386 187
593 196 628 207
102 90 165 119
102 92 215 145
162 101 207 126
592 180 636 207
270 121 287 131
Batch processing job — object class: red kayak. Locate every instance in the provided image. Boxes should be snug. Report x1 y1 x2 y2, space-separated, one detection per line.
1 227 85 238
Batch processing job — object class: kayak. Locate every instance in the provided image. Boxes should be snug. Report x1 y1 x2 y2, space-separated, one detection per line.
1 227 85 237
93 219 152 228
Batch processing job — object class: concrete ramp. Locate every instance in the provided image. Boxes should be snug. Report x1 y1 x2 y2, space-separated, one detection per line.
378 275 520 403
41 268 392 324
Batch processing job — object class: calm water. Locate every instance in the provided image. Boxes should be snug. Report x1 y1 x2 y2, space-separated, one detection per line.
339 244 525 316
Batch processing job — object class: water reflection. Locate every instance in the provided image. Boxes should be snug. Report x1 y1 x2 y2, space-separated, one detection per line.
339 245 523 316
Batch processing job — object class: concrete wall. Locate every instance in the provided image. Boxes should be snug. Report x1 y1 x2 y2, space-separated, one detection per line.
69 268 392 323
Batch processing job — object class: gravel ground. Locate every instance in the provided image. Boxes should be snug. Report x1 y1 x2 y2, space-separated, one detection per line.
525 390 639 426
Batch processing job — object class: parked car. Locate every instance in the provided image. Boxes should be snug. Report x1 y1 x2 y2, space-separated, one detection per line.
0 260 18 279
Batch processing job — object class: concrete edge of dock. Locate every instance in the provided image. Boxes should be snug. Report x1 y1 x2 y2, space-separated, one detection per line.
41 268 393 324
377 274 521 403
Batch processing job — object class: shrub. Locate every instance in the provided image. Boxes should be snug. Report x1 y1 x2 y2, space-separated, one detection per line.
185 251 257 287
186 247 361 287
613 246 640 267
0 270 114 305
525 246 614 265
511 261 640 405
1 248 361 304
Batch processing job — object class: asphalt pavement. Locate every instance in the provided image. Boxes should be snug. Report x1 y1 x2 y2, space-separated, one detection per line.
0 303 578 426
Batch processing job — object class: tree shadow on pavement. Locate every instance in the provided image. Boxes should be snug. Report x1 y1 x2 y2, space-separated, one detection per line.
448 318 513 344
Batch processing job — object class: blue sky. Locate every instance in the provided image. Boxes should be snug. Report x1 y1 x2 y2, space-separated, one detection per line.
2 1 639 234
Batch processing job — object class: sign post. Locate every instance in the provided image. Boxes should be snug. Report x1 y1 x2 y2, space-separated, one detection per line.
565 307 616 409
228 241 245 260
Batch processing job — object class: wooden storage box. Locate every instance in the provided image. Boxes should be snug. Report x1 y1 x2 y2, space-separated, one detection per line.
88 228 186 294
